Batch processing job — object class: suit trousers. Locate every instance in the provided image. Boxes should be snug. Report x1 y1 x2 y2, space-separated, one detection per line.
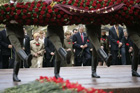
2 55 10 69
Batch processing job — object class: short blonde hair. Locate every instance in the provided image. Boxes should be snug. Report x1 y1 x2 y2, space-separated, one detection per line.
65 31 72 36
33 33 40 39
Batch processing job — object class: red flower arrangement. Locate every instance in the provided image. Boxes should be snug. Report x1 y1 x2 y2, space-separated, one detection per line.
0 0 139 25
36 76 113 93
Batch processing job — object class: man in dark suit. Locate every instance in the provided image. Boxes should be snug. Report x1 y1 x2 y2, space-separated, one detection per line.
21 28 31 68
126 23 140 77
0 29 13 69
44 37 55 67
109 24 126 65
73 25 91 66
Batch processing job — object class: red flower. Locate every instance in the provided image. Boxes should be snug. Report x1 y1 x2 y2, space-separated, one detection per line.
6 7 10 12
28 7 33 11
47 5 51 9
23 9 27 13
36 43 40 46
1 10 4 15
57 15 61 18
103 39 106 41
34 18 38 23
46 13 51 18
6 15 10 19
48 9 52 13
126 43 129 46
37 3 41 7
40 11 45 15
100 38 102 40
117 40 120 44
17 10 21 15
87 39 89 42
35 8 39 12
22 15 27 19
68 42 71 44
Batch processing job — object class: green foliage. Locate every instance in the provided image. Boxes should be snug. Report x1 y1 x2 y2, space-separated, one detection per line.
3 81 75 93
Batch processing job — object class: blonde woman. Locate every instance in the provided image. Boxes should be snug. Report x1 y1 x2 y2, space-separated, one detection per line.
30 33 44 68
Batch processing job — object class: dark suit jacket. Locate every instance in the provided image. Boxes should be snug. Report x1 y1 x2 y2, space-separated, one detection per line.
72 32 90 56
0 29 11 55
23 35 30 55
44 37 55 59
109 26 124 50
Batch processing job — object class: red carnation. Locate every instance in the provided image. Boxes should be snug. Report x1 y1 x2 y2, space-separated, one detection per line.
42 6 46 10
35 8 39 12
100 38 102 40
22 15 27 19
28 7 33 11
68 1 72 4
39 15 43 19
62 1 66 4
36 43 40 46
11 7 15 11
23 9 27 13
17 10 21 15
40 11 45 15
27 14 31 18
68 42 71 44
10 12 14 16
37 3 41 7
31 4 35 7
51 18 55 21
1 10 4 15
87 39 89 42
47 5 51 9
48 9 52 13
46 13 51 18
117 40 120 44
64 14 68 18
86 2 90 6
34 18 38 23
126 43 129 46
15 15 19 19
6 15 10 19
54 8 58 12
4 4 8 7
57 15 61 18
6 7 11 12
129 9 133 14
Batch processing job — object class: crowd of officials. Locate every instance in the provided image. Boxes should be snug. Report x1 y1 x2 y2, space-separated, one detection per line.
0 25 139 69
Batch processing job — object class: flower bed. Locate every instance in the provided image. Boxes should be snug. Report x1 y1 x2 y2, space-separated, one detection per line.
0 0 139 26
3 76 112 93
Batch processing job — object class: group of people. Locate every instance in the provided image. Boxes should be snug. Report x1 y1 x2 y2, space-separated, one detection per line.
0 0 139 82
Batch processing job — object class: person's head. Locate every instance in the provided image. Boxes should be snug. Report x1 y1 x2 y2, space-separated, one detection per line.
73 29 78 34
78 25 84 33
101 31 106 36
65 31 72 39
39 31 44 38
114 24 119 28
33 33 40 41
124 31 128 37
23 28 27 35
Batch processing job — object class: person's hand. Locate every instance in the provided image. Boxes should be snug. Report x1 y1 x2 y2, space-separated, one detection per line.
129 47 133 52
80 45 84 49
90 48 93 51
8 45 12 49
37 51 41 55
67 48 71 51
84 44 87 48
118 42 122 48
34 53 38 57
109 45 111 48
101 46 104 49
50 52 55 56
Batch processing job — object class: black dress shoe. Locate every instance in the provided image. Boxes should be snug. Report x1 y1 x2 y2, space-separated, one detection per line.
132 71 140 77
92 72 100 78
55 74 61 79
13 74 21 82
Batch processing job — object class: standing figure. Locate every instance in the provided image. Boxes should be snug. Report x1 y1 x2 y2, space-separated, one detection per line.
30 33 44 68
85 24 112 78
0 28 12 69
109 24 126 65
47 25 70 78
6 23 32 82
44 37 55 67
72 25 91 66
126 23 140 77
63 31 74 66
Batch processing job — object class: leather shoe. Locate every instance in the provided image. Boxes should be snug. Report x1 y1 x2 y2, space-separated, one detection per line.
55 74 61 79
132 70 140 77
105 54 112 67
13 74 21 82
92 72 100 78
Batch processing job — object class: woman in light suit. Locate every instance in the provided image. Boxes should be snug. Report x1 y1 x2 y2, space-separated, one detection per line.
30 33 44 68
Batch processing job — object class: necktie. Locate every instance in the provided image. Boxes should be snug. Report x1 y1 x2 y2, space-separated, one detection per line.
116 27 119 37
81 33 84 43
